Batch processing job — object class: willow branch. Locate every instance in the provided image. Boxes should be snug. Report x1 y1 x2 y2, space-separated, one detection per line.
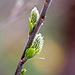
15 0 52 75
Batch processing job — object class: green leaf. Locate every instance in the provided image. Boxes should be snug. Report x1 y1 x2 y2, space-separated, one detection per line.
21 69 26 75
30 23 33 33
29 57 45 60
25 48 35 59
35 48 41 54
29 17 34 33
33 23 36 28
28 17 34 33
28 17 31 24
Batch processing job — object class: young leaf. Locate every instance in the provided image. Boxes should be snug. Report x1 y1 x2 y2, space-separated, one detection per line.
29 57 45 60
21 69 26 75
30 23 33 33
28 18 33 33
35 48 41 54
28 17 31 24
25 48 35 59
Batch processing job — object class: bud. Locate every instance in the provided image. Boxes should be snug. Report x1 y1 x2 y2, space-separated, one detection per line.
28 7 39 33
25 33 44 59
31 7 39 24
31 33 44 54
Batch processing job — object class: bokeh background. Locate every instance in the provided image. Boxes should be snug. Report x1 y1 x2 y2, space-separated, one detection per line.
0 0 75 75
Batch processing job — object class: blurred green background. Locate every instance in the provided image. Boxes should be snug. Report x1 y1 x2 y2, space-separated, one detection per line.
0 0 75 75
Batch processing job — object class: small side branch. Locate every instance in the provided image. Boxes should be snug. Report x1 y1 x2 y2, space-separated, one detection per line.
15 0 52 75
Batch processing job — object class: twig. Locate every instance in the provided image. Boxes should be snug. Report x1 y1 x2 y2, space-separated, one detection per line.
15 0 52 75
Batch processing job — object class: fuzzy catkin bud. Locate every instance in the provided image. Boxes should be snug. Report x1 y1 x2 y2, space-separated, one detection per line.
25 33 44 59
31 33 44 51
28 7 40 33
31 7 39 24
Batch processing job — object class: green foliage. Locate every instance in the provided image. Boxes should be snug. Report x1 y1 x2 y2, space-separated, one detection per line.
35 48 41 54
28 18 34 33
25 48 35 59
21 69 26 75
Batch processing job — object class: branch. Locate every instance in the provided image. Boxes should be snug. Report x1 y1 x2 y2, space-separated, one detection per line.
15 0 52 75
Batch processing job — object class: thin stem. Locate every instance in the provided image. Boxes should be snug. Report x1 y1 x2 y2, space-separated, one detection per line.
15 0 52 75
